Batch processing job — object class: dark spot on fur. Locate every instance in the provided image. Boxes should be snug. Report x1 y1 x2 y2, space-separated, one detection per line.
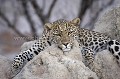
25 53 30 61
118 52 120 56
108 41 114 46
115 41 120 45
105 40 107 43
27 51 30 54
93 39 97 42
27 58 30 61
85 43 88 47
42 46 45 49
81 39 83 42
37 48 41 52
29 49 32 52
92 46 94 50
115 55 119 59
108 47 114 54
47 41 51 46
19 55 22 57
17 58 20 60
115 46 119 52
89 38 92 41
89 42 93 46
85 32 87 35
30 54 34 60
95 46 98 51
34 51 38 55
40 45 43 47
95 42 98 44
22 53 26 59
30 54 33 57
23 56 26 59
43 42 45 43
33 48 35 50
98 39 102 42
99 42 104 46
85 37 88 42
108 47 111 51
37 42 40 44
79 39 82 42
39 47 44 51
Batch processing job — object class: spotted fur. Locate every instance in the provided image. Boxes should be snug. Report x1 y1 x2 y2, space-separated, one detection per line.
12 18 80 68
12 18 120 69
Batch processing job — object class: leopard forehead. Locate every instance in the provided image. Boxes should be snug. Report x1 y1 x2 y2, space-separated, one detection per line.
52 19 68 31
51 19 76 31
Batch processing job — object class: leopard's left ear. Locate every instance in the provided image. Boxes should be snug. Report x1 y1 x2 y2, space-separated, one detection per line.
43 23 52 34
44 23 52 30
71 18 80 25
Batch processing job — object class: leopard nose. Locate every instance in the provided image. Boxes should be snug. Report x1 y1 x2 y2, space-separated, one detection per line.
63 43 69 46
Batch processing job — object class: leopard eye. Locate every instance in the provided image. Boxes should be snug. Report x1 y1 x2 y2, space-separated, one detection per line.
53 33 60 36
67 26 75 32
54 34 61 37
53 30 59 34
53 31 61 36
70 27 76 32
70 29 74 32
68 28 73 33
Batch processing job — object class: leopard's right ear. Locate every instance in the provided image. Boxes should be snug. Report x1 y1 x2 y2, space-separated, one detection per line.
71 18 80 25
44 23 52 30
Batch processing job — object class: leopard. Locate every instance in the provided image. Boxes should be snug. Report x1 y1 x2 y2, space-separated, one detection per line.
12 18 80 69
12 18 120 70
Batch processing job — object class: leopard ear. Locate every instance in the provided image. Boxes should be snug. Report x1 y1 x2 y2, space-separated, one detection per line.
44 23 52 30
43 23 52 34
71 18 80 25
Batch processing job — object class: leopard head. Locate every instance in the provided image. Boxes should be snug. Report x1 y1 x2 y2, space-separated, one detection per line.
44 18 80 52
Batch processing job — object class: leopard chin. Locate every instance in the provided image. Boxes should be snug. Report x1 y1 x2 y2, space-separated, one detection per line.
62 48 71 52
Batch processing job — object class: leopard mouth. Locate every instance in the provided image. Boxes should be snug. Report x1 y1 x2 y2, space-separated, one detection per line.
58 47 71 52
58 44 72 52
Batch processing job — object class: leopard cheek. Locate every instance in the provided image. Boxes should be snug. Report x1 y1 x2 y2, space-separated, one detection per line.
58 43 63 50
